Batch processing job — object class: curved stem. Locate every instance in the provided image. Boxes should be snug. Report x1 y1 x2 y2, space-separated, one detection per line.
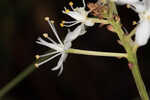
0 64 36 99
66 48 127 58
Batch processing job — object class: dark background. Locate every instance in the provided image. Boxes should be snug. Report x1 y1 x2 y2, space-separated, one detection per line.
0 0 150 100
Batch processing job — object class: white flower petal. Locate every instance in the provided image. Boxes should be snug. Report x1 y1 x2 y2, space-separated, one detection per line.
144 0 150 9
84 19 95 26
51 53 68 71
132 2 146 13
39 51 58 58
46 19 64 45
114 0 139 5
36 37 63 51
64 42 72 50
64 11 86 21
64 24 86 43
135 19 150 46
57 64 63 76
38 53 61 66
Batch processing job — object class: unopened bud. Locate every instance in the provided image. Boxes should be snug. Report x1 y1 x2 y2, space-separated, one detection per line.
107 25 115 32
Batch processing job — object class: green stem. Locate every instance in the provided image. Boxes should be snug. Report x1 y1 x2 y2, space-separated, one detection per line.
108 2 149 99
89 18 109 24
66 48 127 58
131 58 149 100
127 27 137 39
0 64 36 99
112 20 149 100
109 2 149 99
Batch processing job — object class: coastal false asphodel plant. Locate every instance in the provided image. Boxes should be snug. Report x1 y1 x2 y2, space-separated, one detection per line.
1 0 150 99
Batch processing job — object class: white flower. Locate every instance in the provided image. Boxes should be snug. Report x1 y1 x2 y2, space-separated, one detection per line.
114 0 150 46
113 0 140 5
64 24 87 43
61 0 95 27
35 17 72 75
135 18 150 46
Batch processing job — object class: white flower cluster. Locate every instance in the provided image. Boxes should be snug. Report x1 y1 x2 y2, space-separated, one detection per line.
114 0 150 46
35 0 97 75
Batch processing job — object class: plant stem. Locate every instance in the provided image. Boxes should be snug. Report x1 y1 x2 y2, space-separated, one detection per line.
66 48 127 58
109 2 149 99
0 64 36 99
112 19 149 100
89 18 109 24
130 56 149 100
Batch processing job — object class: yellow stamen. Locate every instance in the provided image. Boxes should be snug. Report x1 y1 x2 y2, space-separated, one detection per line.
60 23 64 27
35 55 40 59
126 4 131 9
69 1 73 6
44 17 49 21
65 9 70 13
34 63 39 68
132 21 137 25
43 33 48 38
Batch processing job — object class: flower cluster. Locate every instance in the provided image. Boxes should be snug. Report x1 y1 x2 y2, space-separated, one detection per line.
35 0 150 75
60 0 96 37
114 0 150 46
35 0 100 75
61 0 95 27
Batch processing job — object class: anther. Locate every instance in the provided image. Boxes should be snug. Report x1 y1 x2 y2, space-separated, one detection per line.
126 4 131 9
43 33 49 38
60 23 64 27
69 1 73 6
65 9 70 13
35 55 40 59
44 17 50 21
34 63 39 68
132 21 137 25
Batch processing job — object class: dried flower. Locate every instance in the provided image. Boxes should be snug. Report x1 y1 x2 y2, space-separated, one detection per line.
87 2 109 19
